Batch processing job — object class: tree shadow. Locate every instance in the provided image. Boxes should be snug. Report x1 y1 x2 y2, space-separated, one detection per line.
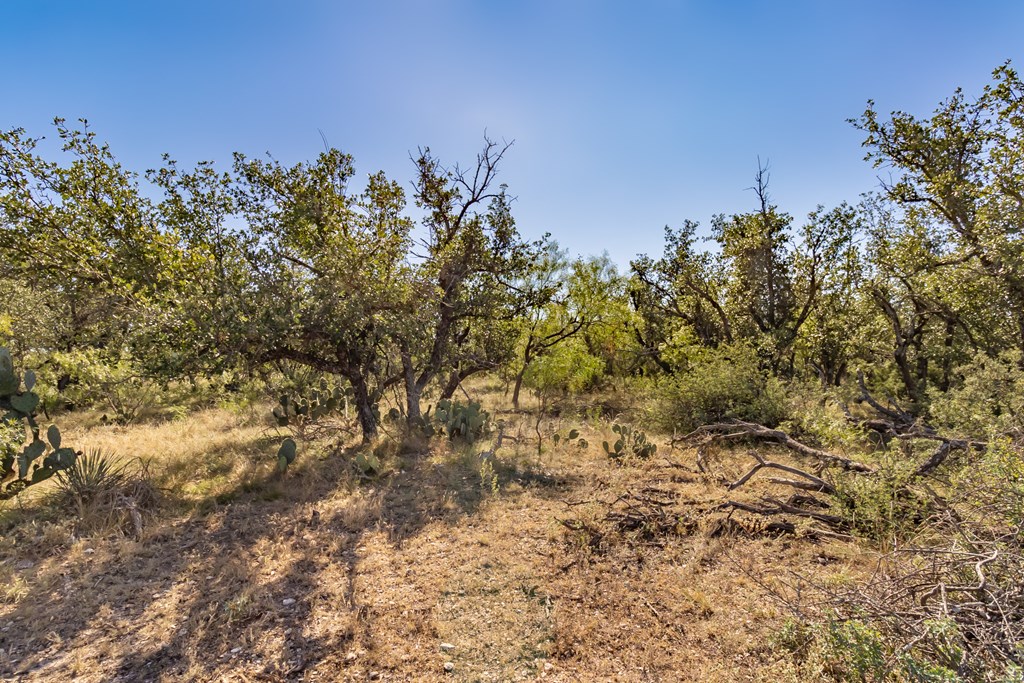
0 437 576 681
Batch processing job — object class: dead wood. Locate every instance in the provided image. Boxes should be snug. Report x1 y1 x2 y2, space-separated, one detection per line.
718 496 848 529
727 451 836 494
682 420 874 473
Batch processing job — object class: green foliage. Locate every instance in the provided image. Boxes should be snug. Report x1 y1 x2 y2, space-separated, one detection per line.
0 347 77 499
654 342 788 432
928 350 1024 438
524 338 605 396
773 617 970 683
429 399 490 443
952 437 1024 531
602 423 656 460
831 449 933 541
50 349 164 424
783 381 867 452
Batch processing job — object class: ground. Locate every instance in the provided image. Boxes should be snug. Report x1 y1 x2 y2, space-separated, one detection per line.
0 387 869 682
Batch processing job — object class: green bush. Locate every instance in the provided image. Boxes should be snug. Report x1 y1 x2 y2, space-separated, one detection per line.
653 341 789 432
50 349 162 424
524 338 605 396
830 447 933 541
928 350 1024 439
783 380 867 452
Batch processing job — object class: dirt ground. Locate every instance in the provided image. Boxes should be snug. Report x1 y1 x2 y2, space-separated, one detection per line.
0 396 869 682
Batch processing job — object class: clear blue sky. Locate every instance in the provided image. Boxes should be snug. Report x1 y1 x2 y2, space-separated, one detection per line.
3 1 1023 267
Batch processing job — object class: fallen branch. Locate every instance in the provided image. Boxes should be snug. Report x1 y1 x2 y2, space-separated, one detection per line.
683 420 874 473
913 439 972 478
718 496 848 529
856 369 914 426
728 451 836 495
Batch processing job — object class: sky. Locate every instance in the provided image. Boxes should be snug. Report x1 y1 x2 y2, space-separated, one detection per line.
3 1 1024 268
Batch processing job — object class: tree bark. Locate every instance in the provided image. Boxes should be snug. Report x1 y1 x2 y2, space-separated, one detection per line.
348 373 378 442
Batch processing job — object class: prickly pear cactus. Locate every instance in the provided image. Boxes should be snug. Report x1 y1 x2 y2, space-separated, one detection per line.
430 399 490 443
0 347 78 498
276 437 297 473
272 378 352 444
602 423 657 461
354 451 381 476
553 428 588 450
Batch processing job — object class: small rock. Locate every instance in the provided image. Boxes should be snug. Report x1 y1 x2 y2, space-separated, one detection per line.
14 560 33 570
282 598 296 606
83 548 95 554
230 647 241 655
345 651 357 663
369 672 380 680
439 643 455 652
443 662 455 673
544 662 554 672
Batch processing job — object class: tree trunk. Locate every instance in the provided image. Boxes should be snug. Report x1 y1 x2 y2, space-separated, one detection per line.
511 368 526 410
401 349 422 425
349 373 378 442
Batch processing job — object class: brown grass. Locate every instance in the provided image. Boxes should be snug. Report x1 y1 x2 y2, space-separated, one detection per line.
0 384 873 681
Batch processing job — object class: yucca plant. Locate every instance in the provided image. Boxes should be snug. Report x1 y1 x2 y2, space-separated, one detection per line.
53 449 156 535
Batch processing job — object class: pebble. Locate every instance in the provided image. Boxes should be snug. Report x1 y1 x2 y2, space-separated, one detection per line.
345 651 357 662
282 598 296 606
230 647 241 655
443 662 455 673
369 672 380 680
439 643 455 652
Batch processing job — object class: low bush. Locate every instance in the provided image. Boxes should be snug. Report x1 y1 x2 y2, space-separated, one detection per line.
653 342 789 432
928 350 1024 439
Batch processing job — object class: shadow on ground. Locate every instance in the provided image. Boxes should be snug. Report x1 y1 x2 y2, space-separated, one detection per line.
0 440 576 682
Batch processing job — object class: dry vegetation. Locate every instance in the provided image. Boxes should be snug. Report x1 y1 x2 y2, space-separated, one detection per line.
0 381 878 682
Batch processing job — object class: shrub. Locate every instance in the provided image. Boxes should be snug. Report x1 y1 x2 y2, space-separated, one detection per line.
524 338 605 397
928 350 1024 439
783 380 870 452
51 349 162 424
653 342 789 432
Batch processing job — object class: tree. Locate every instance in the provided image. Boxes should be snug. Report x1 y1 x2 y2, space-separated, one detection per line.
509 249 623 409
398 138 538 423
0 119 174 377
854 63 1024 356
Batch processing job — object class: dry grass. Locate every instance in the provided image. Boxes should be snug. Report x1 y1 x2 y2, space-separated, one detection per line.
0 384 873 681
